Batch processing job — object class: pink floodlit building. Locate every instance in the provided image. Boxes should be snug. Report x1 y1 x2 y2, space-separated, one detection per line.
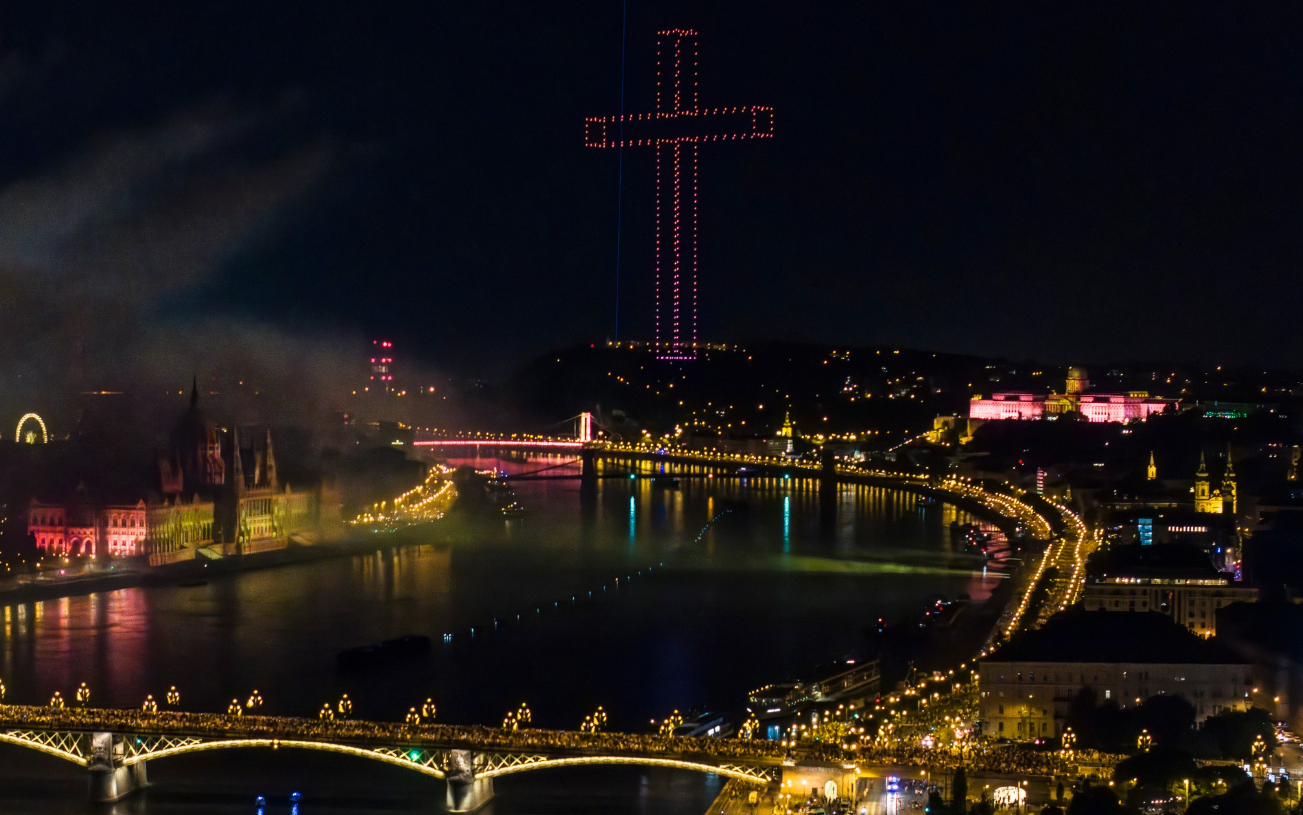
29 500 148 558
968 394 1047 421
968 367 1177 424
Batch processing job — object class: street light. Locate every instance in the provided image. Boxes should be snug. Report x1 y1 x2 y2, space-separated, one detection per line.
49 692 65 711
75 682 90 708
1138 729 1152 751
337 694 353 718
166 686 180 707
421 698 436 720
142 695 158 714
246 690 264 711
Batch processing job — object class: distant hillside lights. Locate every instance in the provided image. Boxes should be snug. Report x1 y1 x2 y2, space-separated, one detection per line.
968 367 1178 424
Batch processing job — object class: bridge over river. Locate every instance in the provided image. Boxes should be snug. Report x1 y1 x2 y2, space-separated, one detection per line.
0 704 802 811
414 436 1057 541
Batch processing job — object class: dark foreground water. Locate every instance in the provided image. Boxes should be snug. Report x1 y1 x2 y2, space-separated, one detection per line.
0 455 1001 813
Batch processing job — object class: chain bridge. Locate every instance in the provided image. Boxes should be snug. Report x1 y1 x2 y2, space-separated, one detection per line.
0 705 784 811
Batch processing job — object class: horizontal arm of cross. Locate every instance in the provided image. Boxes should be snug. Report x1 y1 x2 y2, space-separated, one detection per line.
585 107 774 149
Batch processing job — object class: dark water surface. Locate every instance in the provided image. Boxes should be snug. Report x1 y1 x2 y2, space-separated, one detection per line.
0 456 1000 813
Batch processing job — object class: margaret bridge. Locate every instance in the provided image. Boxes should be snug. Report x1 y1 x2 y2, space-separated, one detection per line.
0 704 794 811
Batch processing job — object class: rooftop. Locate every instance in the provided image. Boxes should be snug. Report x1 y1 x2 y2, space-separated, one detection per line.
984 608 1247 665
1086 544 1228 583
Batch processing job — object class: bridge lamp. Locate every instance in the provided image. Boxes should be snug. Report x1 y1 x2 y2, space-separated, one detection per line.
75 683 90 707
421 698 436 720
405 708 420 726
49 692 65 711
337 695 353 718
0 679 6 701
142 695 158 714
228 699 244 718
166 686 180 707
318 704 334 721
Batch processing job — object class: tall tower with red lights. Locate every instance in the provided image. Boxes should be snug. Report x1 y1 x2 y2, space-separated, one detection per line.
586 29 774 360
369 340 394 395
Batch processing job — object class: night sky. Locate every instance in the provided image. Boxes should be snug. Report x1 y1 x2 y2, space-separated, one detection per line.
2 2 1302 388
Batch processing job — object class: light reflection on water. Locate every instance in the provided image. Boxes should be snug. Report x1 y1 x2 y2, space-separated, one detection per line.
0 454 999 813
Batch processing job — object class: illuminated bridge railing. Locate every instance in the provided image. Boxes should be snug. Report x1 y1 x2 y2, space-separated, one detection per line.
0 705 789 772
413 439 584 449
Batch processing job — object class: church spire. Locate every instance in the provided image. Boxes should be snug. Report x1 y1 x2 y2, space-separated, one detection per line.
1222 445 1237 515
264 429 278 489
1147 451 1157 481
230 425 244 492
1196 449 1208 477
190 375 199 409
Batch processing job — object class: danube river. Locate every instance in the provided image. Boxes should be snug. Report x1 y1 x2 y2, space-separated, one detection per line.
0 455 1003 814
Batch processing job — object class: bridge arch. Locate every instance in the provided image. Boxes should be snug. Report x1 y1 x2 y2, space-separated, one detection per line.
118 738 447 779
480 755 772 784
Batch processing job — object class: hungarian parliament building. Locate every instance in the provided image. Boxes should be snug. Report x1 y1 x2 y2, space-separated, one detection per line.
27 385 340 564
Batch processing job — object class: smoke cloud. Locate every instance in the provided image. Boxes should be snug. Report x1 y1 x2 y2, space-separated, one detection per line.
0 100 370 439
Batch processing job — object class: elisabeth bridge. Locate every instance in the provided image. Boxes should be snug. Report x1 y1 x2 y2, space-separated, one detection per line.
411 413 1060 542
0 704 789 811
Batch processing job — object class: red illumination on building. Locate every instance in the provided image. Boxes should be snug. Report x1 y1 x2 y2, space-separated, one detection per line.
29 500 147 558
586 29 774 360
370 339 395 394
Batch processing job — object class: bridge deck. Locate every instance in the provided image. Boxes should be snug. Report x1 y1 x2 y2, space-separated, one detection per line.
0 705 793 767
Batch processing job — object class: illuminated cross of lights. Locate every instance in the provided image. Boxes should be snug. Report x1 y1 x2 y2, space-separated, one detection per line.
586 29 774 360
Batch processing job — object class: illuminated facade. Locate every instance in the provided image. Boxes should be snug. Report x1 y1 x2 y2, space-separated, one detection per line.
585 29 774 359
31 389 336 563
980 611 1253 739
968 367 1177 424
28 500 147 558
1083 580 1256 637
1194 450 1237 515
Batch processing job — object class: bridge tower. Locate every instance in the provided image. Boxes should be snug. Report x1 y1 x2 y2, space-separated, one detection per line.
577 412 594 442
87 732 147 803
